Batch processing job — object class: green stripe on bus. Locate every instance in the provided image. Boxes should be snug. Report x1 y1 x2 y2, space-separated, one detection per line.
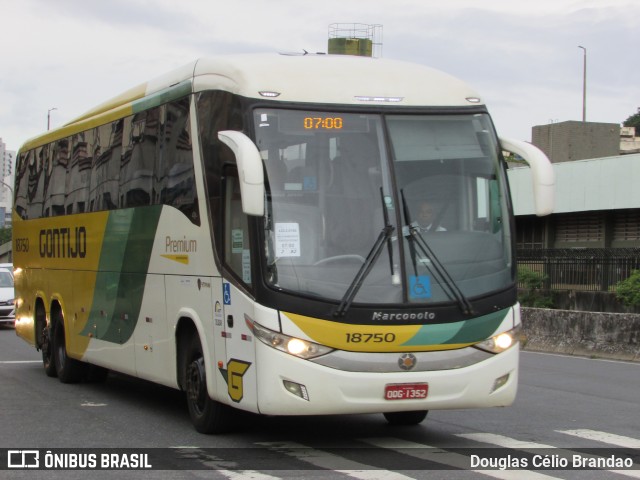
132 80 192 113
81 205 163 343
400 308 508 347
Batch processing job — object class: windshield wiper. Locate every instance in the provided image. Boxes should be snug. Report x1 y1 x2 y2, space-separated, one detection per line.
400 190 474 316
333 189 395 317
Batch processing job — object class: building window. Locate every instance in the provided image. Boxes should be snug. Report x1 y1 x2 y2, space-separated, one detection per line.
516 216 545 249
613 209 640 242
554 212 604 244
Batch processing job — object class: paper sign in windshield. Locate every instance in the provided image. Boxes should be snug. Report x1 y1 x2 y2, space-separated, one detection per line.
275 223 301 257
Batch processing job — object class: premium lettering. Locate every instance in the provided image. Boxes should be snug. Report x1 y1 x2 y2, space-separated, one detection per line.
39 227 87 258
165 236 197 253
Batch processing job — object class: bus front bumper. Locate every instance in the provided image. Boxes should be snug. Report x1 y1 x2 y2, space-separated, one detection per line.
255 341 519 416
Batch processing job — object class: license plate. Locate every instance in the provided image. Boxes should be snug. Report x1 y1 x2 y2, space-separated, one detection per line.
384 383 428 400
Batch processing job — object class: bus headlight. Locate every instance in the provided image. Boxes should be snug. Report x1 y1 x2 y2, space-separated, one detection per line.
252 321 334 359
473 326 520 354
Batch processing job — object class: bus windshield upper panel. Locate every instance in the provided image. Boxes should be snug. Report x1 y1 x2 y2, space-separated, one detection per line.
253 109 513 306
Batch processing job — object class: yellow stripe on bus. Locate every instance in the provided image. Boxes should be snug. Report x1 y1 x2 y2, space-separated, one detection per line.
282 312 472 352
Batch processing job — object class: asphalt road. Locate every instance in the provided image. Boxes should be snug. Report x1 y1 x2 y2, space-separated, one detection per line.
0 324 638 479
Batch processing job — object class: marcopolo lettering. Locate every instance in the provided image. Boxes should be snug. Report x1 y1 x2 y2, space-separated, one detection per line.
372 311 436 321
39 227 87 259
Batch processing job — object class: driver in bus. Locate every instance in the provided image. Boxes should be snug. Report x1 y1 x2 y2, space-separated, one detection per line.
417 200 446 232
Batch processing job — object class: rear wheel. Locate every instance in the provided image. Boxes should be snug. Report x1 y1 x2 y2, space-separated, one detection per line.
52 310 85 384
41 324 57 378
185 334 235 434
383 410 428 426
36 303 56 378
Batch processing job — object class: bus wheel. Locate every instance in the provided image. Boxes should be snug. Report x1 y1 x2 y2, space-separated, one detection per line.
41 325 57 378
185 335 233 434
52 314 84 384
383 410 428 426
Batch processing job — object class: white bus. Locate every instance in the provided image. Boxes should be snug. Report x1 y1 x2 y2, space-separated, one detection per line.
13 53 554 433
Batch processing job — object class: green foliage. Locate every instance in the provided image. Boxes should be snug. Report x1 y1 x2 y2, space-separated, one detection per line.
0 228 11 245
623 111 640 129
615 270 640 307
517 266 554 308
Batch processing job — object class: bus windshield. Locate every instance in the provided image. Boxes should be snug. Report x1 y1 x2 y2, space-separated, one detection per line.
254 109 513 306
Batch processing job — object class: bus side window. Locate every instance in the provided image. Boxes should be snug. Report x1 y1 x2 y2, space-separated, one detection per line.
44 139 69 217
120 109 158 208
223 173 252 287
157 98 199 225
67 134 89 214
27 148 45 219
90 120 122 211
14 152 28 219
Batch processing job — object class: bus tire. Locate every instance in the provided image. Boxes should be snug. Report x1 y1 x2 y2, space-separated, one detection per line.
383 410 428 426
52 311 84 384
35 302 56 377
185 334 234 434
41 324 57 378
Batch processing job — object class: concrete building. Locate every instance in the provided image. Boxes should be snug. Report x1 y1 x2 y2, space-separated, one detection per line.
0 138 15 228
508 153 640 249
531 121 621 163
620 126 640 155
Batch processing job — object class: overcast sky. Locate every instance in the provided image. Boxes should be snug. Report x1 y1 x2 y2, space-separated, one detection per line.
1 0 638 152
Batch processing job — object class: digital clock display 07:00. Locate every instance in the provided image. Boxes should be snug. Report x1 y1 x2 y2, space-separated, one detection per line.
303 117 343 129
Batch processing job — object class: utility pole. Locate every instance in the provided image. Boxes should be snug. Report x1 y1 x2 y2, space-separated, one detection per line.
47 107 57 130
578 46 587 122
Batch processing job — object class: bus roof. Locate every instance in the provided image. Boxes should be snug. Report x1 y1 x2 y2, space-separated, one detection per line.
190 53 482 107
20 54 483 151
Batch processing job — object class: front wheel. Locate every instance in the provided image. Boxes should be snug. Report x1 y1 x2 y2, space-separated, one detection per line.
185 335 235 434
383 410 428 426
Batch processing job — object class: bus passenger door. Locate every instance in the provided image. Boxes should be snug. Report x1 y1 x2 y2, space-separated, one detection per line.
218 170 259 413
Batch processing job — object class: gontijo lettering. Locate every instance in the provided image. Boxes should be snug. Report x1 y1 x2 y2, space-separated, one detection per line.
39 227 87 258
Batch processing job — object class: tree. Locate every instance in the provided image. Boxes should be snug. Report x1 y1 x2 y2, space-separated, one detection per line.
615 270 640 307
517 266 554 308
623 109 640 130
0 228 10 246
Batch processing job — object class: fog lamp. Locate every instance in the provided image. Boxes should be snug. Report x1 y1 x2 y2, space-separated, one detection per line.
491 373 510 393
283 380 309 401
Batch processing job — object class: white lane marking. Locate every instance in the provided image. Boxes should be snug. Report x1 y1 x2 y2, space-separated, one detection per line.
458 432 640 479
257 441 414 480
218 471 281 480
169 448 281 479
0 360 41 364
361 437 560 480
458 433 555 449
557 429 640 449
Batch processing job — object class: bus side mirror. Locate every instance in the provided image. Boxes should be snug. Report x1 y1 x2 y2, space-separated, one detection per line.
218 130 265 216
499 137 555 217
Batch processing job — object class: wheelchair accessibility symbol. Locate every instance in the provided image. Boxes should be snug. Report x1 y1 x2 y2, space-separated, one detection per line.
223 283 232 305
409 275 431 299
